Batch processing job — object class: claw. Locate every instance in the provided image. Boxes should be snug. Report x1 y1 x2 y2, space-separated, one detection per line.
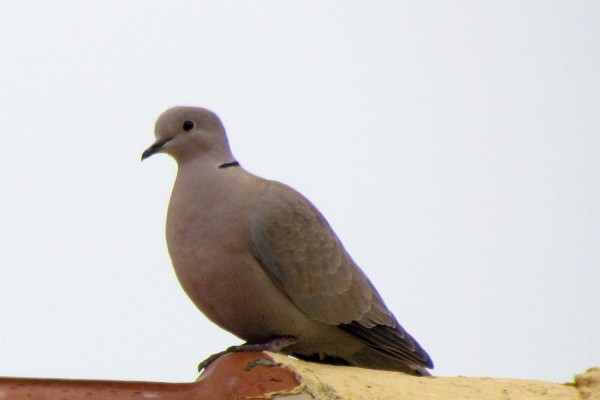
197 336 298 373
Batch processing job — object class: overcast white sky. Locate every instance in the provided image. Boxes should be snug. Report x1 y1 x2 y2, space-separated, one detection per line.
1 1 598 384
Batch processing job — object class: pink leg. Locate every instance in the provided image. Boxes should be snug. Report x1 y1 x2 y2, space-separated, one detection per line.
198 336 298 372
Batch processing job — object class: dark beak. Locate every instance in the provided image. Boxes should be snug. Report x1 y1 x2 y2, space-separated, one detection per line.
141 139 169 161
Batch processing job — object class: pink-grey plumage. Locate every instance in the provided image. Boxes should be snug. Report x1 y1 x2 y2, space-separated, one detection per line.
142 106 433 375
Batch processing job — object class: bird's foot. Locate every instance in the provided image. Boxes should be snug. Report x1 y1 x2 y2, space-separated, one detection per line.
197 336 298 373
227 336 298 353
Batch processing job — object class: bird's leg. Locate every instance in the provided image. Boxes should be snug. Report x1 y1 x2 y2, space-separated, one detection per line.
198 336 298 372
227 336 298 353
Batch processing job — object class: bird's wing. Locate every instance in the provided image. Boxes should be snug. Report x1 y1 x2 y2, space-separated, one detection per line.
250 181 432 368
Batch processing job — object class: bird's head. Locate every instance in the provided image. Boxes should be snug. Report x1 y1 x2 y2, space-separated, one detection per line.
141 106 234 165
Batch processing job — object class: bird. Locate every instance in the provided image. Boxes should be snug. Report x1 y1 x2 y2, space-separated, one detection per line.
142 106 434 376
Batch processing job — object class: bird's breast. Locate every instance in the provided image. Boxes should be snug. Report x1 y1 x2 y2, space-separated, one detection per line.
163 169 292 339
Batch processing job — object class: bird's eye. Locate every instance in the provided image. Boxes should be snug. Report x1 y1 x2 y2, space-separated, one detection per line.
182 120 195 131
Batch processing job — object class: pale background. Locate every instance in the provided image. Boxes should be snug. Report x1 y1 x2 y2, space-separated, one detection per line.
1 2 598 383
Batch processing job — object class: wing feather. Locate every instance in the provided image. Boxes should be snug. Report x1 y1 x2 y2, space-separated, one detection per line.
250 182 432 368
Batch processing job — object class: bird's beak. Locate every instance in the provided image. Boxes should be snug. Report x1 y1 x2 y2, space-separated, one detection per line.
141 139 169 161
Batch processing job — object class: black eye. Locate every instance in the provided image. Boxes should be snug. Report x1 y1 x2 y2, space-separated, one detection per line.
182 120 195 131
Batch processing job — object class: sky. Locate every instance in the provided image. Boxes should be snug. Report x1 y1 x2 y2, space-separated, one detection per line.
1 1 599 384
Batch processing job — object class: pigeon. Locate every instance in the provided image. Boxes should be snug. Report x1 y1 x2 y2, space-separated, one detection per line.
142 106 433 375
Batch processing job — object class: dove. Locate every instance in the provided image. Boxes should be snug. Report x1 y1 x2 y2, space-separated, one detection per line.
142 106 434 375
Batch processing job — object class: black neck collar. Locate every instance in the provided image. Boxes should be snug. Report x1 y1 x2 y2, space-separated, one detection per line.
218 160 240 169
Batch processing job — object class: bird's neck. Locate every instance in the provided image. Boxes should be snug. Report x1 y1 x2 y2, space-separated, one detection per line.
173 157 241 202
